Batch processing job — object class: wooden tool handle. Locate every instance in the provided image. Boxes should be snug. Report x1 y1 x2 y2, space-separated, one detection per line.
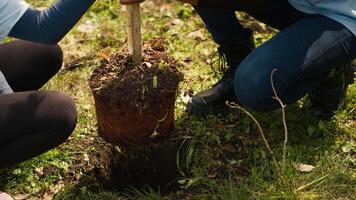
126 4 142 65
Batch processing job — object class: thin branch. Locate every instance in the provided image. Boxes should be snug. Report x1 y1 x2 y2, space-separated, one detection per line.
294 174 330 192
228 102 282 177
270 69 288 173
228 68 290 181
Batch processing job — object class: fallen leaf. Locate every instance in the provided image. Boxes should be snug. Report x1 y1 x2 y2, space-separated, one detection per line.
208 170 218 178
171 19 182 25
82 104 91 111
34 167 44 177
143 62 153 67
293 163 316 173
13 194 29 200
100 52 111 63
42 181 65 200
77 20 96 33
188 29 206 41
99 76 109 81
180 89 194 104
83 153 90 162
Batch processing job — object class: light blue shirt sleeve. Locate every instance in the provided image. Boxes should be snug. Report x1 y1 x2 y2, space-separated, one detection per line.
288 0 356 36
0 0 29 42
0 70 13 95
0 0 27 94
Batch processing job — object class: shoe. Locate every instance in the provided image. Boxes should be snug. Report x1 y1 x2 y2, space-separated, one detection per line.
187 29 255 117
302 61 355 120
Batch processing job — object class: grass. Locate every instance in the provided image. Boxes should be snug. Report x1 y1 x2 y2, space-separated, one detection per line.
0 0 355 199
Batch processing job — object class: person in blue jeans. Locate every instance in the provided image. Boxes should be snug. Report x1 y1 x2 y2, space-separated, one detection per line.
183 0 356 120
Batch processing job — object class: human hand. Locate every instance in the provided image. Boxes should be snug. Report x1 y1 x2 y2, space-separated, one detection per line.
179 0 199 6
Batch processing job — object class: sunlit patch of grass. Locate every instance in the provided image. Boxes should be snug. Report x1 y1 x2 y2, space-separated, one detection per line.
54 185 119 200
0 149 72 194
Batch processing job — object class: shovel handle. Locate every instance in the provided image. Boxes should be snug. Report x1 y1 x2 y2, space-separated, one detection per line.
125 3 142 65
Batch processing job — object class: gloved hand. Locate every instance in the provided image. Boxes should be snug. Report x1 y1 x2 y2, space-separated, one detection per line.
119 0 145 4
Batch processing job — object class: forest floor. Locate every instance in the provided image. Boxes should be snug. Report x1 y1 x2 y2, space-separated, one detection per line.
0 0 355 199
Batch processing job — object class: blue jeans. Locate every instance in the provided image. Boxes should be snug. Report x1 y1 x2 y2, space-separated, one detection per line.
195 1 356 111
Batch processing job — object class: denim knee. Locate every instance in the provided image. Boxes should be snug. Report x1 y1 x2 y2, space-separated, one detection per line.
234 62 278 112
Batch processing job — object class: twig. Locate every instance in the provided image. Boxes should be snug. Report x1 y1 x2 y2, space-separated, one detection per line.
149 111 169 139
294 174 330 192
270 69 288 173
228 68 290 180
228 102 282 177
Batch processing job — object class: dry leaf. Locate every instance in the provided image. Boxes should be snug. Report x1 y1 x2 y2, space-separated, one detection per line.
100 52 110 63
42 181 65 200
99 76 109 81
208 170 218 178
293 163 316 172
143 62 153 67
77 20 96 33
171 19 182 25
83 153 90 162
13 194 29 200
226 124 238 128
180 89 194 104
34 167 44 177
188 29 206 41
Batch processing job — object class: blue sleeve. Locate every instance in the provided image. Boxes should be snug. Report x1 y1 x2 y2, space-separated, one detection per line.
9 0 96 45
0 71 13 95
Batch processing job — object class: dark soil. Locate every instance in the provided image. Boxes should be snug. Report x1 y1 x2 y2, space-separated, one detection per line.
91 137 189 193
90 39 180 145
86 39 184 194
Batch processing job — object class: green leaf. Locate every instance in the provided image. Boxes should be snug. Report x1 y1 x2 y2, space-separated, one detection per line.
177 179 186 185
153 76 158 89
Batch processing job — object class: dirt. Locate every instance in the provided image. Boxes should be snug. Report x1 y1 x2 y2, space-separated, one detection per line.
90 38 180 145
84 38 185 195
90 137 188 193
50 132 192 198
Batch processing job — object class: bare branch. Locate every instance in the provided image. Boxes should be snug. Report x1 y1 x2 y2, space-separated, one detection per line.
270 68 288 173
227 102 282 177
228 68 290 181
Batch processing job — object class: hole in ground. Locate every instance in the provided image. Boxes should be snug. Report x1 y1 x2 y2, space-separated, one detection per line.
93 137 189 194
